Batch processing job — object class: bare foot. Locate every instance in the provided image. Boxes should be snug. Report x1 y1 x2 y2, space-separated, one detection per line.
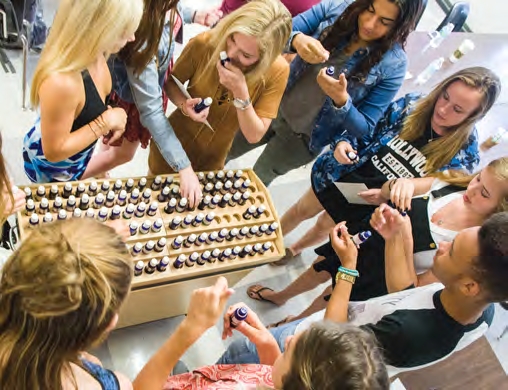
246 284 287 306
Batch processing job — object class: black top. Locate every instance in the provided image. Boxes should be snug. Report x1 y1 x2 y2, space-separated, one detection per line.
71 70 108 132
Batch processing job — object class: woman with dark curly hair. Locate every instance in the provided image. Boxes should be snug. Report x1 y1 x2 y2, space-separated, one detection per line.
227 0 424 186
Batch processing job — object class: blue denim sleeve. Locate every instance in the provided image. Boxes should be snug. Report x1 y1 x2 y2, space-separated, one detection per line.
286 0 332 52
126 59 191 171
326 59 407 143
439 129 480 173
180 6 194 24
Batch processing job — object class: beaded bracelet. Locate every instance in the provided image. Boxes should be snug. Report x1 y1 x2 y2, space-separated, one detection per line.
338 266 359 277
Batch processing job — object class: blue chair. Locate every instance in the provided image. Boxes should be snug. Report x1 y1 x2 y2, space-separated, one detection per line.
436 1 470 32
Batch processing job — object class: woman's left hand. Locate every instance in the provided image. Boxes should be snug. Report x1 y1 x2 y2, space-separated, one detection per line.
316 69 349 108
358 188 387 205
216 60 248 99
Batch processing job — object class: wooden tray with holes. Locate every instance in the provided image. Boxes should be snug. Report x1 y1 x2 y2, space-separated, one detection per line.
16 169 285 288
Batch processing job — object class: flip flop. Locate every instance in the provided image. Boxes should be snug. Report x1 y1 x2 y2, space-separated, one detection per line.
247 285 276 304
267 315 295 329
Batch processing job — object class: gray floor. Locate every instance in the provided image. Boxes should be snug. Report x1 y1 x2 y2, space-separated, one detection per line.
1 0 507 383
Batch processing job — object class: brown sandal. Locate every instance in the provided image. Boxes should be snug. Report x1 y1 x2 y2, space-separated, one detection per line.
247 285 276 304
267 315 296 329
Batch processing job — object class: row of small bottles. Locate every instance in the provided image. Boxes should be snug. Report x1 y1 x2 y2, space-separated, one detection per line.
24 169 247 202
133 242 274 275
163 190 253 216
130 222 278 256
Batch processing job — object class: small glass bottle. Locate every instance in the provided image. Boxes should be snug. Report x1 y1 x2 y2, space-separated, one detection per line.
113 179 123 193
238 227 249 240
226 170 235 180
253 243 263 255
234 169 243 180
151 175 162 191
219 193 231 208
169 216 182 230
34 185 46 201
238 191 250 206
210 195 221 209
164 198 177 214
206 231 218 245
172 235 184 249
43 212 54 223
187 252 199 267
62 183 72 199
240 179 251 193
66 195 77 212
227 228 239 242
72 208 82 218
253 205 266 219
49 184 59 200
181 214 193 229
134 260 144 276
196 232 208 246
147 201 158 217
233 179 242 192
125 178 135 193
240 245 253 258
143 240 155 254
176 197 188 213
88 181 98 196
129 221 139 236
142 188 152 203
100 180 110 194
216 228 228 243
223 180 233 194
97 207 108 222
157 256 170 272
117 190 128 206
206 171 215 183
139 220 152 234
29 213 40 228
170 185 180 199
129 188 140 205
24 186 33 201
138 177 147 191
164 176 174 187
85 209 95 219
243 205 256 220
219 248 232 261
246 226 258 238
94 193 105 209
198 195 211 210
230 192 242 207
152 218 163 233
131 242 143 256
109 205 121 220
134 202 147 218
192 213 204 227
158 186 170 203
39 197 50 214
57 209 67 221
75 182 86 198
259 223 269 236
144 258 158 274
230 307 248 327
203 182 214 195
184 233 197 248
105 191 116 208
198 250 211 265
79 194 90 210
214 181 224 195
203 212 215 226
259 242 272 255
174 254 187 269
210 248 221 261
123 203 135 219
155 237 167 252
25 199 36 215
267 222 279 235
231 246 242 259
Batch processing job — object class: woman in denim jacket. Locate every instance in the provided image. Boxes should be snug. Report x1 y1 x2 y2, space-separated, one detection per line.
272 67 500 266
227 0 424 186
85 1 216 208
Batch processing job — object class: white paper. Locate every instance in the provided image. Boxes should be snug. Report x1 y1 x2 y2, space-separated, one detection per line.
390 378 407 390
333 182 370 205
171 75 214 132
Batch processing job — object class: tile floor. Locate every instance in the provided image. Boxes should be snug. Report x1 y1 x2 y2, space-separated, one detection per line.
1 0 507 384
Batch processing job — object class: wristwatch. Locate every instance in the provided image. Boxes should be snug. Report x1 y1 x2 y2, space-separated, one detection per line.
233 97 251 110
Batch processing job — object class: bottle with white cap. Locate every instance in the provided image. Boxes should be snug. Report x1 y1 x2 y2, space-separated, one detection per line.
110 205 121 220
351 230 372 247
184 233 197 248
164 198 177 214
66 195 77 212
152 218 163 233
169 216 182 230
105 191 115 208
79 194 90 210
125 178 135 193
131 242 143 256
158 186 170 202
142 188 152 203
172 235 184 249
135 202 147 218
29 213 40 228
192 213 205 227
43 212 54 223
198 195 211 210
58 209 68 221
176 197 188 213
181 214 193 229
147 201 159 217
157 256 170 272
62 183 72 199
113 179 123 193
219 248 232 261
49 184 59 200
85 209 95 219
155 237 167 252
144 258 158 274
243 205 256 220
24 186 33 201
138 177 147 191
210 248 221 261
139 220 152 234
449 39 475 63
129 188 140 205
143 240 155 254
88 181 98 196
174 254 187 269
123 203 136 219
134 260 144 276
151 175 162 191
72 208 82 218
117 190 128 206
53 197 63 213
94 193 105 209
230 307 248 327
187 252 199 267
216 228 228 243
39 198 50 214
206 231 218 245
100 180 110 194
259 242 272 255
129 221 139 236
194 97 213 113
25 199 36 215
203 212 215 226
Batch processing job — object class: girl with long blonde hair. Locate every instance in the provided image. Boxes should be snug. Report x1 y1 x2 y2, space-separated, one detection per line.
266 66 500 269
0 218 388 389
148 0 292 175
22 0 143 183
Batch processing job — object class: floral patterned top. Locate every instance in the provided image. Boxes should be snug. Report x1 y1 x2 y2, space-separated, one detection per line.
311 93 480 193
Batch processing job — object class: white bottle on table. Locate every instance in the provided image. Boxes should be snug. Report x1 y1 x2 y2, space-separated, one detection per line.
415 57 444 85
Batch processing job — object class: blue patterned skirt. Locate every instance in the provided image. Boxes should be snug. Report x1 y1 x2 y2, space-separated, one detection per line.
23 118 96 183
